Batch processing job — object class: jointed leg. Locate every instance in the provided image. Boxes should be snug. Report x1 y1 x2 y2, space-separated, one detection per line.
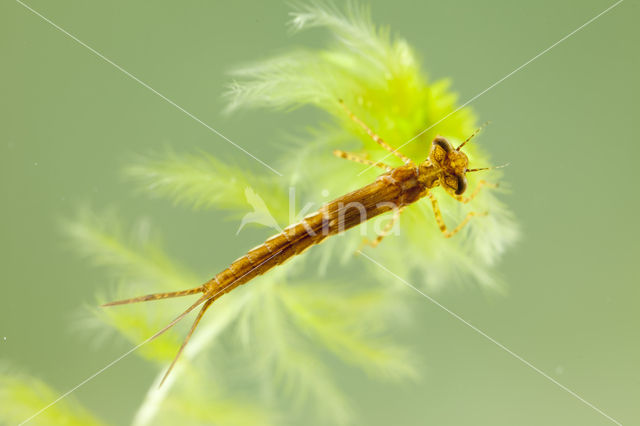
360 207 405 249
452 180 497 204
338 99 413 164
333 150 392 171
427 191 485 238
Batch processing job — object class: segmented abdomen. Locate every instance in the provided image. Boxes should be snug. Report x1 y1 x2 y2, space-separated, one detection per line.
205 173 409 299
204 210 326 298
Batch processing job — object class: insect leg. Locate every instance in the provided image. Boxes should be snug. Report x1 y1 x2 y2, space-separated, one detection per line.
338 100 413 164
360 207 404 249
427 191 486 238
452 180 498 204
333 150 392 171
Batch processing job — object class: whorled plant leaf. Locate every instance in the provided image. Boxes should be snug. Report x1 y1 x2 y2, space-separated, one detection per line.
235 279 354 425
125 151 290 224
66 209 411 425
226 0 518 291
65 208 197 290
50 2 519 426
152 395 274 426
66 212 278 426
277 282 416 379
65 210 198 362
0 366 105 426
132 289 258 426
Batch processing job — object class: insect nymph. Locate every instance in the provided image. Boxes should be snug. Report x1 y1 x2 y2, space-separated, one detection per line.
104 101 498 384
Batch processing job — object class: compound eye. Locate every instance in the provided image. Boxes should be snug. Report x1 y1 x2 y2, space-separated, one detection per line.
432 137 453 153
431 137 453 164
444 175 458 191
455 175 467 195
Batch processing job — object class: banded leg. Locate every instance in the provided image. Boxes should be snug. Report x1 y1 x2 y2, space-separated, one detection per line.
452 180 497 204
338 99 413 164
360 207 404 249
427 191 485 238
333 150 392 171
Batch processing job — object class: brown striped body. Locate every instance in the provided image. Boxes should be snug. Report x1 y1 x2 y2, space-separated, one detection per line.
202 163 439 300
103 128 491 386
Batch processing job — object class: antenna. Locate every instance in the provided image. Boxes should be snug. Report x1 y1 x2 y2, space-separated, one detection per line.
466 162 510 173
456 121 491 151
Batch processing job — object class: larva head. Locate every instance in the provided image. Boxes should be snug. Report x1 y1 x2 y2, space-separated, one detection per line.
428 136 470 195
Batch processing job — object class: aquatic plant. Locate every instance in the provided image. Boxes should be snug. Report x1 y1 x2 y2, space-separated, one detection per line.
3 2 516 425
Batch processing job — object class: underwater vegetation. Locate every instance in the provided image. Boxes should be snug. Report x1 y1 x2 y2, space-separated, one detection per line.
2 2 516 425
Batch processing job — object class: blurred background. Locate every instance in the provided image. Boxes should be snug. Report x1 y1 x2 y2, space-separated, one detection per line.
1 0 638 425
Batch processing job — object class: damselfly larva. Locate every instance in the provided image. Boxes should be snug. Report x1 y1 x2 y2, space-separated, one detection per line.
104 100 501 385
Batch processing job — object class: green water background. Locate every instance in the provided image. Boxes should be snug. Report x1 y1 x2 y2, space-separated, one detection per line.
1 0 638 425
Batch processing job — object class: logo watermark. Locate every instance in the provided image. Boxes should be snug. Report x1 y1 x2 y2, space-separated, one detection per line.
236 186 402 238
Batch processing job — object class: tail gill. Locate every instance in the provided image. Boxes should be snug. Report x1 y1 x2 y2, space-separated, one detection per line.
101 286 205 307
102 284 212 386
